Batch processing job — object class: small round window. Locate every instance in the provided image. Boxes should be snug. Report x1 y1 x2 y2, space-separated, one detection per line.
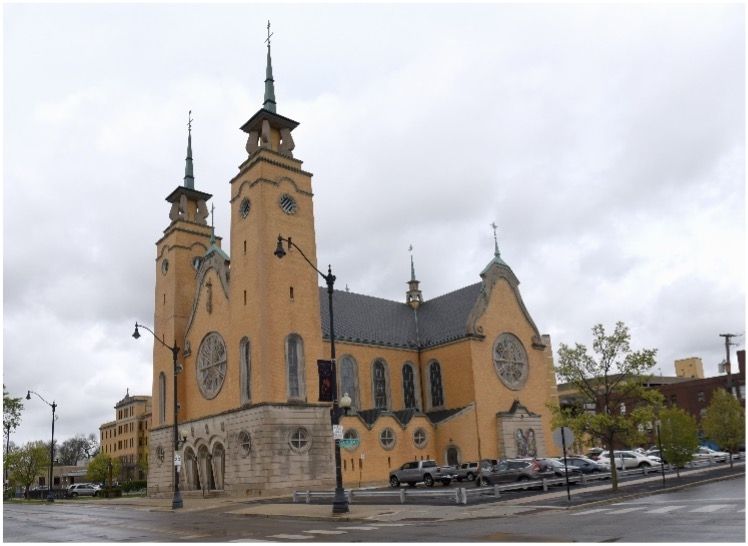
240 197 251 218
413 428 427 449
379 427 396 450
279 193 298 215
156 445 165 465
238 430 252 457
289 427 311 454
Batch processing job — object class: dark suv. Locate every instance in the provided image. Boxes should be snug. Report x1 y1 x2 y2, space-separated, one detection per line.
475 459 553 486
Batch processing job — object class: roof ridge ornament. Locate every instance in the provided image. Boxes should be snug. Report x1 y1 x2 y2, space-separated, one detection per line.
491 221 500 258
263 20 277 113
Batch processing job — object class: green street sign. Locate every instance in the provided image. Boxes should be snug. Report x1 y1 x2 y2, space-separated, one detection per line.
338 438 360 449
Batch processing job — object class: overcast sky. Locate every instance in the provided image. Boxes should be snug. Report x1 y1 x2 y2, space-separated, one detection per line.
3 3 745 447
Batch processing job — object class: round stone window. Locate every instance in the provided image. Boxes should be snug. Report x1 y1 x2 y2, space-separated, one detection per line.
413 428 427 449
288 427 311 454
196 332 228 399
279 193 298 215
239 197 251 219
379 427 396 450
156 445 165 465
492 333 529 390
238 430 252 457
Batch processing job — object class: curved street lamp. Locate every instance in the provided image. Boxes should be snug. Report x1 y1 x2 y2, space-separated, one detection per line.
132 322 183 509
25 390 56 502
274 234 350 515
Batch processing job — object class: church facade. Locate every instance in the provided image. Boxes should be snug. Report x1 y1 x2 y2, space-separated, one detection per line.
146 38 560 498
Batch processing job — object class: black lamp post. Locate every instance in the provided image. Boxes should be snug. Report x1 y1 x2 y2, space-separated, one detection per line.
132 322 183 509
655 419 666 487
274 234 350 515
25 390 56 502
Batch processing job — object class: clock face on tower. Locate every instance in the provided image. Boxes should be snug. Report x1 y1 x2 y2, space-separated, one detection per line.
196 332 227 399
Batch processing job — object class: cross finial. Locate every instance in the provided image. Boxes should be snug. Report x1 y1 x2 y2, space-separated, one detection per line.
188 110 193 134
209 203 216 245
491 222 500 257
265 20 273 47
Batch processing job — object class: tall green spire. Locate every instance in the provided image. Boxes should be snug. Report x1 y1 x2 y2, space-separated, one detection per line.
263 20 277 113
183 110 195 189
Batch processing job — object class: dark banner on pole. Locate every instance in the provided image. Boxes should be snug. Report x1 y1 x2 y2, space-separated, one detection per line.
318 360 334 402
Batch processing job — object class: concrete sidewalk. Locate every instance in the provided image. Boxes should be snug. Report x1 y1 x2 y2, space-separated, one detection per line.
70 461 745 522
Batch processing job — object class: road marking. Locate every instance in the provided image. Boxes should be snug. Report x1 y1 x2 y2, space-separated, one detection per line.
267 534 314 540
371 523 411 526
303 530 347 535
229 539 272 543
648 505 686 514
606 507 646 514
336 525 379 530
690 504 734 513
571 508 610 516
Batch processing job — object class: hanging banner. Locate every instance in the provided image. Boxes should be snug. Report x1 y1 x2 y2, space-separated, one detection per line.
318 359 334 402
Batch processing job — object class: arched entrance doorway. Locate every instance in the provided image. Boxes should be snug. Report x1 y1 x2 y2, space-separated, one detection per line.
446 446 460 466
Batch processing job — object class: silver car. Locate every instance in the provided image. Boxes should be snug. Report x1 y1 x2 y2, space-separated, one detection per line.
66 483 98 497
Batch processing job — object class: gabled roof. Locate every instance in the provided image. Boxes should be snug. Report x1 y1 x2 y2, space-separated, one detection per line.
318 283 483 350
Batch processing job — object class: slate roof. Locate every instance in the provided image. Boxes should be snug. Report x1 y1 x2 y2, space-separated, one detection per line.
354 407 469 427
318 282 483 350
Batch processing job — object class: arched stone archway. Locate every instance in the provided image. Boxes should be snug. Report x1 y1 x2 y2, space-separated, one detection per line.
198 445 215 491
183 446 200 491
211 443 225 490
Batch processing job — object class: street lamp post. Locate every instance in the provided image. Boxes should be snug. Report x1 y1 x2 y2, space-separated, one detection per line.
132 322 183 509
25 390 56 502
274 234 350 515
655 419 666 487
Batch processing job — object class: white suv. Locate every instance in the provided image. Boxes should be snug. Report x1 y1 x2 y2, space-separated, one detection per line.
66 483 98 497
598 450 658 469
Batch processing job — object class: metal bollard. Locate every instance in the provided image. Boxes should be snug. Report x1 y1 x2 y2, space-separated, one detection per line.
493 485 500 497
399 489 405 504
460 488 467 505
348 490 353 504
643 466 648 475
542 478 548 492
305 491 311 504
581 473 587 485
454 489 459 504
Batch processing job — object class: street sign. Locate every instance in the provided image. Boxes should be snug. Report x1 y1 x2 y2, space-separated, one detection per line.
174 453 182 467
332 424 344 440
552 427 575 448
338 438 360 449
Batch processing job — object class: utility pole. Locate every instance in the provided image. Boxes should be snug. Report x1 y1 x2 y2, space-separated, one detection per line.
719 333 741 396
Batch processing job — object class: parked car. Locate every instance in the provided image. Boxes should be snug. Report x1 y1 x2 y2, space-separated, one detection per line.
66 483 98 497
389 460 456 487
475 459 554 487
455 462 480 482
693 446 729 463
644 449 668 464
598 450 656 469
585 447 604 461
557 456 609 474
537 458 583 477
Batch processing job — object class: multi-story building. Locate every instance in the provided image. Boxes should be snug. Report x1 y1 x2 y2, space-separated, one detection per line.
99 390 152 481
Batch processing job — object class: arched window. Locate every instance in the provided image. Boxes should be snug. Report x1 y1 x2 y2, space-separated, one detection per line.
402 363 418 410
339 355 359 410
285 334 305 400
240 337 251 404
429 360 444 408
372 359 389 410
158 372 166 424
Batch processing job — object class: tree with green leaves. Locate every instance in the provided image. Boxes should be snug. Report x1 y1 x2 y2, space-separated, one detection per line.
6 441 49 498
658 406 699 477
3 385 24 483
552 321 660 491
58 434 99 466
701 388 745 469
87 453 121 487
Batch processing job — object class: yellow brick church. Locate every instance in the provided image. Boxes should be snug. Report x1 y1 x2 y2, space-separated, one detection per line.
146 35 560 498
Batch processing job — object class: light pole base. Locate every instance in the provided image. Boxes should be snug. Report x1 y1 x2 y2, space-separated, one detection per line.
332 488 349 514
172 490 183 510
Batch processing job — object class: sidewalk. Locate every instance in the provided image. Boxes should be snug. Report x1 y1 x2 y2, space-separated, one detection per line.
70 461 745 522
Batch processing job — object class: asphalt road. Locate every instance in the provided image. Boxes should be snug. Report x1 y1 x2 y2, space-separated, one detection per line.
3 474 744 542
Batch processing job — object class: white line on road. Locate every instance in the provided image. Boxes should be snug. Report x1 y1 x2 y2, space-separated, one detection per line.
336 526 379 530
571 508 611 516
689 504 734 513
648 505 687 514
303 530 347 535
267 534 314 540
606 507 646 514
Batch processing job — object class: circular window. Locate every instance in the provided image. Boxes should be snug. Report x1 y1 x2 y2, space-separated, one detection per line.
413 428 427 449
239 197 251 219
342 429 359 451
156 445 165 465
238 430 252 457
289 427 311 454
379 427 396 450
279 193 298 215
196 332 228 399
492 333 529 390
161 259 169 275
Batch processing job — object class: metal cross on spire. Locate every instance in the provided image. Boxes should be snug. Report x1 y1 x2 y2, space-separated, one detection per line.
491 222 500 257
188 110 193 133
265 20 273 47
